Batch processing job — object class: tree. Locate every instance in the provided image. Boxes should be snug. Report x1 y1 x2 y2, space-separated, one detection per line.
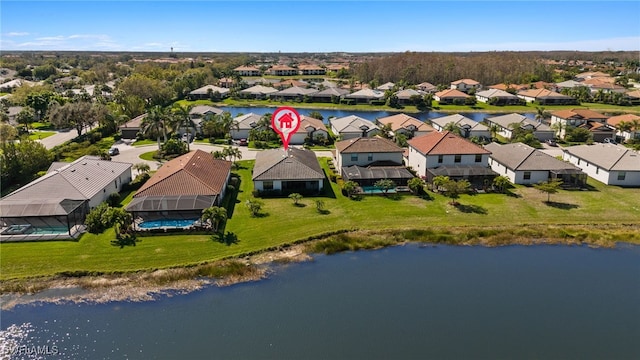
443 122 461 136
172 103 195 151
105 207 133 238
534 179 563 203
379 123 394 139
142 105 170 150
489 124 500 140
314 199 326 213
374 178 396 196
432 175 450 192
308 111 323 121
492 175 511 193
0 124 18 142
342 180 359 199
245 199 263 217
16 107 35 132
535 106 550 123
288 193 303 206
46 100 101 136
407 177 425 195
201 206 227 232
440 178 471 205
132 162 151 175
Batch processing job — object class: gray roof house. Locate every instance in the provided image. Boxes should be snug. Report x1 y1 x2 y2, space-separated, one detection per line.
0 156 132 240
188 85 230 100
484 113 554 141
311 87 349 103
376 82 396 91
252 148 325 195
230 113 262 140
345 89 385 104
271 86 318 101
189 105 224 119
485 142 586 187
562 144 640 186
395 89 425 104
429 114 491 139
475 89 521 105
239 85 279 99
330 115 380 140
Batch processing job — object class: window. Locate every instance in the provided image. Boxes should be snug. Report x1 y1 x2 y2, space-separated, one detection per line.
617 172 626 181
475 154 482 163
368 153 373 162
595 167 599 174
523 171 531 180
351 154 358 161
454 155 462 163
438 155 443 164
263 181 273 190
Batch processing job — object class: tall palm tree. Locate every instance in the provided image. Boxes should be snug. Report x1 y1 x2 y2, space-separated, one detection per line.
535 106 550 123
143 105 169 150
201 206 227 232
172 103 195 151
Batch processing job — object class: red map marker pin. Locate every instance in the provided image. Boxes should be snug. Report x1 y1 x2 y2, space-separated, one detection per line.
271 106 301 151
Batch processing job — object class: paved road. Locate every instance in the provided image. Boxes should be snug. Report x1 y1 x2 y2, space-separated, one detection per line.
37 129 80 149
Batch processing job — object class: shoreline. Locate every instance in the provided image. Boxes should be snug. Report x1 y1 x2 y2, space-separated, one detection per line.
2 224 638 311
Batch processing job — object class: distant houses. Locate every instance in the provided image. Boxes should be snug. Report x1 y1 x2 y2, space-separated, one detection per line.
429 114 491 139
330 115 380 140
484 113 554 141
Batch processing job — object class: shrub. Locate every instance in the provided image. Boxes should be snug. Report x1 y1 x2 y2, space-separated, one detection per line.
107 192 120 207
84 202 112 234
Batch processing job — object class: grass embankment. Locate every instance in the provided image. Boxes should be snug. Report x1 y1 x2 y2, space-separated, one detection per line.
174 98 640 114
1 158 639 283
28 131 56 140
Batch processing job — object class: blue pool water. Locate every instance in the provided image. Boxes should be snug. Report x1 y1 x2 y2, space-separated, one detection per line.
361 186 397 194
138 219 197 229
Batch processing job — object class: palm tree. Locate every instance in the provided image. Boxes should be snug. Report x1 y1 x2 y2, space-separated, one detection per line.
443 122 461 136
489 124 500 140
492 175 511 193
535 106 550 123
172 103 195 151
342 181 359 199
201 206 227 232
143 105 169 150
132 162 151 175
407 177 425 195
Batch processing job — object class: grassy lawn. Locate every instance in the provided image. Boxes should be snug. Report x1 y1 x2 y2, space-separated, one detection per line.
132 139 158 147
28 131 56 140
2 157 639 280
139 151 158 161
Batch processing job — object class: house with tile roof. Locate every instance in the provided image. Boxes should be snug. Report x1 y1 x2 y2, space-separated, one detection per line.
345 88 385 104
0 156 132 240
416 82 437 93
297 64 325 76
450 78 482 93
330 115 380 140
376 82 396 91
429 114 490 139
550 109 611 140
273 79 309 89
230 113 262 140
517 88 577 105
376 113 435 139
189 105 223 119
394 89 426 105
625 90 640 105
119 113 146 139
234 65 261 77
607 113 640 141
271 86 318 101
239 84 279 99
485 142 586 187
475 89 522 105
126 150 231 221
484 113 554 141
562 144 640 186
288 115 328 145
407 131 496 184
335 137 414 187
434 89 471 104
488 83 529 92
252 148 325 195
268 64 298 76
311 87 349 103
188 85 230 100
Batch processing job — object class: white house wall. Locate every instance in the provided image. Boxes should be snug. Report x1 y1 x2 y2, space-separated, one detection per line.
563 153 612 184
230 129 251 140
88 170 132 209
408 147 489 178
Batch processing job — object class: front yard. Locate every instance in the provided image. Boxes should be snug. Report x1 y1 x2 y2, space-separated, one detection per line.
1 158 640 280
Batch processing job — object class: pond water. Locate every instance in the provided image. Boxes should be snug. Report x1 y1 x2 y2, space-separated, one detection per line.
219 106 535 123
2 244 639 359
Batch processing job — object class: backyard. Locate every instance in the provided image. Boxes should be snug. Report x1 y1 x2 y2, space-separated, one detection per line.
1 158 640 281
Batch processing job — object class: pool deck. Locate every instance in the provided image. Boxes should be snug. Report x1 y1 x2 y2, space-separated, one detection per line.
0 225 85 242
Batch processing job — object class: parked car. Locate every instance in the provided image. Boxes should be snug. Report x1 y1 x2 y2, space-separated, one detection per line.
238 138 248 146
545 139 557 147
604 138 617 144
182 133 193 143
108 147 119 156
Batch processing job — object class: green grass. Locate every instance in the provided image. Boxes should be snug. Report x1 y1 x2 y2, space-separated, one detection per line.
2 158 640 280
132 139 158 147
139 151 158 161
28 131 55 140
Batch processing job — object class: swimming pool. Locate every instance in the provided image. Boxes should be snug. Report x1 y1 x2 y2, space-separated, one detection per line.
360 186 398 194
138 219 198 229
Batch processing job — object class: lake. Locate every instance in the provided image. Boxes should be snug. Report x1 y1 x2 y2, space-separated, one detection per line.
219 106 536 123
1 244 639 359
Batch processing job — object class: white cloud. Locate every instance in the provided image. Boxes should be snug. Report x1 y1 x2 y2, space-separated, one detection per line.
8 33 120 51
6 32 29 37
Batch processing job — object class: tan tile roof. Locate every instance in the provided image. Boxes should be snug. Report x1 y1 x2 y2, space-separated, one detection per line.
435 89 469 98
551 108 607 120
298 116 326 134
336 136 404 154
273 79 308 88
119 113 146 129
451 78 480 85
234 65 260 71
625 90 640 98
134 149 231 197
517 88 569 98
489 83 528 91
270 64 297 71
607 114 640 129
377 113 434 132
408 131 490 155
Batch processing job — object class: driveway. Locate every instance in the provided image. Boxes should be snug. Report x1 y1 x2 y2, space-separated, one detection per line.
37 129 80 149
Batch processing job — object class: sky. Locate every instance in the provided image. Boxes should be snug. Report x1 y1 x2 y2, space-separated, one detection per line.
1 1 639 53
